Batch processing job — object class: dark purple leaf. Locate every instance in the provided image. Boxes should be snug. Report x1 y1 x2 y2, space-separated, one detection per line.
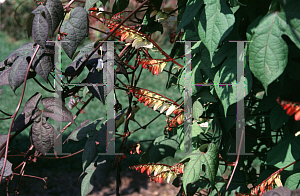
41 97 75 124
292 189 300 196
32 12 49 49
0 61 5 71
2 43 35 65
65 56 97 77
30 116 55 155
60 7 89 59
262 187 291 196
5 43 38 92
26 13 35 38
8 56 30 92
44 0 64 36
0 68 10 86
27 5 46 38
0 134 8 154
32 42 55 81
11 93 42 132
86 67 105 104
0 158 12 182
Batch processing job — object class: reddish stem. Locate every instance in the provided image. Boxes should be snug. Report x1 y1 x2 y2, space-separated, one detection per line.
0 45 40 185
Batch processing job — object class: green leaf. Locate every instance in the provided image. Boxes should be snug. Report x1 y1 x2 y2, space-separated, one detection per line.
198 0 235 60
68 118 104 141
30 116 55 155
81 164 95 196
141 8 163 34
61 7 89 59
214 56 252 116
178 62 203 97
112 0 129 15
82 137 97 171
140 134 181 164
266 136 300 171
287 60 300 80
94 158 111 185
192 98 203 120
253 94 277 114
44 0 64 36
270 105 289 130
177 0 204 32
41 97 75 124
191 122 204 149
285 173 300 189
249 11 289 92
84 0 101 11
182 143 219 194
32 12 49 49
65 119 91 143
100 0 108 7
72 42 97 62
281 1 300 49
193 87 217 103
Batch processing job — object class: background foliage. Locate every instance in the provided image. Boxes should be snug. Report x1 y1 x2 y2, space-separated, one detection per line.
1 0 300 196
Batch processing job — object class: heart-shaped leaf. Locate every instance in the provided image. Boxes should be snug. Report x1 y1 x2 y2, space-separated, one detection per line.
61 7 89 59
0 158 12 182
182 143 219 194
44 0 64 36
198 0 235 60
32 42 55 81
214 56 252 116
30 116 55 155
11 93 42 133
8 56 29 92
32 12 49 49
41 97 75 124
1 42 35 66
0 68 10 86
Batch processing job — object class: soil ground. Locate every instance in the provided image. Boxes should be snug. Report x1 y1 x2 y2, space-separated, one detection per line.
11 169 182 196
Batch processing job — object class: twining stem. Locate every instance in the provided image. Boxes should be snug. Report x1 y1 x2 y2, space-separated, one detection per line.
0 45 40 185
